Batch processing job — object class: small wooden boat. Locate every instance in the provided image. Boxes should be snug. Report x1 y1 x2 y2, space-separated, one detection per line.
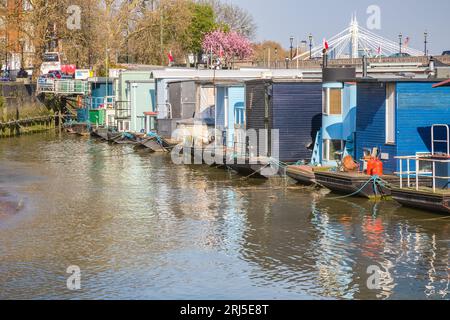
135 136 167 152
228 157 282 179
107 132 122 142
91 128 109 140
314 171 398 199
391 187 450 214
65 127 77 134
65 123 90 136
111 132 140 145
286 165 317 185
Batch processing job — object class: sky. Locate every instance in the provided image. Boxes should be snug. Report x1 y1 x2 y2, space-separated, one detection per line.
228 0 449 55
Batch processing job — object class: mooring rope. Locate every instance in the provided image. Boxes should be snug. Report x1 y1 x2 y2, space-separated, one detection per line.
325 175 390 200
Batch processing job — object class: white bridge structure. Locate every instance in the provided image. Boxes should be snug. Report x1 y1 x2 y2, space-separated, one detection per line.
295 15 424 60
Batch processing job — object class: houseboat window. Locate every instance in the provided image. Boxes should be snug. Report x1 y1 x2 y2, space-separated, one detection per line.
322 89 328 114
234 103 245 125
323 88 342 115
329 89 342 115
323 139 344 161
386 83 396 144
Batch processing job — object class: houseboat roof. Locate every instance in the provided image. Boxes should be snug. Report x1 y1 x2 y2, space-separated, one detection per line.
87 77 113 83
245 78 322 84
166 79 246 86
341 77 448 83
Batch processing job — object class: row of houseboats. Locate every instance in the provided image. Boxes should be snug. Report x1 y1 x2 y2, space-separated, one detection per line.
65 58 450 215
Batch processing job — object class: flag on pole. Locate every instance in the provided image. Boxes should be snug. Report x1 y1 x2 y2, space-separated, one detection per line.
377 46 382 56
167 51 174 64
404 37 410 48
323 39 329 51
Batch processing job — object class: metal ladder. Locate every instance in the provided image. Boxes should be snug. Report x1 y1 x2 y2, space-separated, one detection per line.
431 124 450 156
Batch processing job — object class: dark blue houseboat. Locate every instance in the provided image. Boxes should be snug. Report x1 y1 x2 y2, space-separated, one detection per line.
229 79 323 178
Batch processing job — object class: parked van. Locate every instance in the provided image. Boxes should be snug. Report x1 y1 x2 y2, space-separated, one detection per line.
40 52 62 75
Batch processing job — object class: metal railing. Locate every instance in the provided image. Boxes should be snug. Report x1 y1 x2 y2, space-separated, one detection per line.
396 155 450 193
86 96 115 110
37 79 89 95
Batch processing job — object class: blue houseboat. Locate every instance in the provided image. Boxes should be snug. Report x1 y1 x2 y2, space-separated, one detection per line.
229 78 323 178
215 82 246 151
388 79 450 214
86 77 114 128
307 68 358 167
354 78 450 174
287 68 357 184
312 77 450 199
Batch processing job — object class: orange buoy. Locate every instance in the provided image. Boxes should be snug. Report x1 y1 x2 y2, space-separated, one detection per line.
372 159 383 176
366 158 375 175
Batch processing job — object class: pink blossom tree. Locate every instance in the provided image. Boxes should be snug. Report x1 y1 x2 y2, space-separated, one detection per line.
202 30 253 67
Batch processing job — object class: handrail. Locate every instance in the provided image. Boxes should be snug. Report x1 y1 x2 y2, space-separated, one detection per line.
37 79 89 95
395 155 450 193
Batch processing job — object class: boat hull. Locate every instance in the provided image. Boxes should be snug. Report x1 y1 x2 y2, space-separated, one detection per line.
228 159 281 179
314 171 398 199
286 165 316 185
391 188 450 215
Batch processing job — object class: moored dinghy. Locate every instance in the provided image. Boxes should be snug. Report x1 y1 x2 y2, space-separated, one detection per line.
392 124 450 214
91 127 110 140
112 132 142 145
286 165 317 185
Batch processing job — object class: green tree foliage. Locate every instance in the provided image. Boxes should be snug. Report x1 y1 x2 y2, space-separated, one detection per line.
185 2 217 54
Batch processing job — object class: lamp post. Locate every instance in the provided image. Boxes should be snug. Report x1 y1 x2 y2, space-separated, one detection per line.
424 31 428 56
290 36 294 60
309 33 313 59
399 33 403 54
275 47 278 68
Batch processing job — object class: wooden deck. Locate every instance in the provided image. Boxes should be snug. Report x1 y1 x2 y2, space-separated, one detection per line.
391 187 450 215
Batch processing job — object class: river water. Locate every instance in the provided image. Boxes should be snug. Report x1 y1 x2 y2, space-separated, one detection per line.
0 132 449 300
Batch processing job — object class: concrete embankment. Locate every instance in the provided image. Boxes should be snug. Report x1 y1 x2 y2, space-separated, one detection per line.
0 82 57 138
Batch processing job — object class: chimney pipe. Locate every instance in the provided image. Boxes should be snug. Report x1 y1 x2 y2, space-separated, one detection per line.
429 56 436 78
362 55 368 78
322 49 328 68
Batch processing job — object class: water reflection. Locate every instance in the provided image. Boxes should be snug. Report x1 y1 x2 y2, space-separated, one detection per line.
0 132 449 300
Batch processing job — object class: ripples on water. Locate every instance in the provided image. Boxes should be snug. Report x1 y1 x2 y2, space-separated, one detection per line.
0 132 449 300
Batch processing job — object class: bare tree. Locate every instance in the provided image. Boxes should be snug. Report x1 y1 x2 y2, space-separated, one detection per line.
201 0 257 39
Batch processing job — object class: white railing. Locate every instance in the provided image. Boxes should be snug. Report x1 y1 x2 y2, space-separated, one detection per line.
37 81 55 93
396 155 450 193
37 79 89 95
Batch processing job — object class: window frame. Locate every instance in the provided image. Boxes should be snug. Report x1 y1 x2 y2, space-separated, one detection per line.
322 139 345 161
385 83 396 145
322 87 343 115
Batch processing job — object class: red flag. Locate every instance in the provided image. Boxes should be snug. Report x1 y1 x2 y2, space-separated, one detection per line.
404 37 410 48
167 51 174 63
323 39 329 51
